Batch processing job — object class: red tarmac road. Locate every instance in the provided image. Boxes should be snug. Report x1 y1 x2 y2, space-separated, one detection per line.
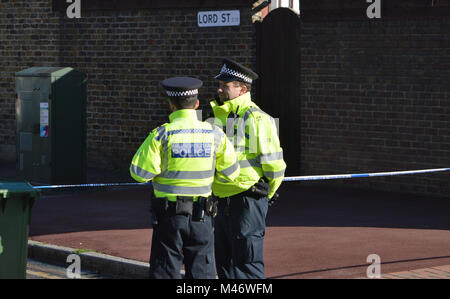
28 183 450 278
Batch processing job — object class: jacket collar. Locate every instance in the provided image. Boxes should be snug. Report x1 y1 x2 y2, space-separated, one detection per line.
210 92 252 117
169 109 199 123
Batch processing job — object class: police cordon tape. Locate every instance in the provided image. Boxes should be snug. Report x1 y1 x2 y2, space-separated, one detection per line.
282 167 450 182
31 167 450 190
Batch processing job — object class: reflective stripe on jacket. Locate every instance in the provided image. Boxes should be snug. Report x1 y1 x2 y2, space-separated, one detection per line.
210 92 286 198
130 109 239 201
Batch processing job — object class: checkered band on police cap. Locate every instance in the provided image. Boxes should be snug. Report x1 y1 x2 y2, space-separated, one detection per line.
165 89 198 97
161 77 203 98
214 58 258 84
218 64 253 84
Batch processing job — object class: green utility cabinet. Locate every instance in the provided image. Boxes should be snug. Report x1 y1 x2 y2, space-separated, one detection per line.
15 67 87 185
0 181 40 279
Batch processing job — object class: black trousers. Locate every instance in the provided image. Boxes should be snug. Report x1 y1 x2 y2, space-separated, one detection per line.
149 210 216 279
214 193 268 279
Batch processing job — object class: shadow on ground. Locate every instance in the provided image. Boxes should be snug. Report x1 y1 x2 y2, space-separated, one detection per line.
267 183 450 230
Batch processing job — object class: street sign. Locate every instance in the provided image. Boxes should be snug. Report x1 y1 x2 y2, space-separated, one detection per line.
197 10 240 27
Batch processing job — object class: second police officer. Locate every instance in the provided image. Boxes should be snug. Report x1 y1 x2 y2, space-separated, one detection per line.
130 77 240 279
209 58 287 279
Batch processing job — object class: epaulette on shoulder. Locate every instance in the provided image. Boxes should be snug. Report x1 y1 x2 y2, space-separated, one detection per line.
243 106 270 122
152 123 169 141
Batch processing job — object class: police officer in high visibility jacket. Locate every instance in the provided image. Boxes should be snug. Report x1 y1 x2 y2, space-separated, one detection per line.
130 77 240 279
210 59 287 279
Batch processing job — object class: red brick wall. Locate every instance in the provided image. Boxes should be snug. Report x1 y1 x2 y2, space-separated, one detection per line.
0 1 256 169
1 2 449 197
300 18 450 196
0 1 60 160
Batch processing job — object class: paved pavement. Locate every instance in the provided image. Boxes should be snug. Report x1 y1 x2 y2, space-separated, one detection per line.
2 161 450 279
26 258 114 279
381 265 450 279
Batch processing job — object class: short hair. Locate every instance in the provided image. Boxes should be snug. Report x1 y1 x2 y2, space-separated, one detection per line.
169 95 197 109
234 81 251 92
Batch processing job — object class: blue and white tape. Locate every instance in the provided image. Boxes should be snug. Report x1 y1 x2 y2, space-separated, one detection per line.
32 167 450 190
34 182 151 190
282 167 450 182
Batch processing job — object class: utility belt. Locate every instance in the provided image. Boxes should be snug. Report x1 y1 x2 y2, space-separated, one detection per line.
242 178 271 198
151 195 218 224
242 185 269 198
236 178 279 207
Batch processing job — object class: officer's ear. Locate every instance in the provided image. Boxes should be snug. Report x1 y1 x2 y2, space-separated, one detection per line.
168 99 176 111
236 81 248 96
240 84 248 94
194 99 200 110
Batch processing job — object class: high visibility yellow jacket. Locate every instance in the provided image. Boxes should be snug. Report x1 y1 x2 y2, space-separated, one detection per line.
210 92 286 199
130 109 239 201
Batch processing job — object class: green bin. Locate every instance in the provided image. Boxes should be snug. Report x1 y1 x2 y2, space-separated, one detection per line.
0 181 40 279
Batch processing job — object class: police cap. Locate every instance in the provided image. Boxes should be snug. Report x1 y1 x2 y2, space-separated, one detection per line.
161 77 203 97
214 58 258 84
